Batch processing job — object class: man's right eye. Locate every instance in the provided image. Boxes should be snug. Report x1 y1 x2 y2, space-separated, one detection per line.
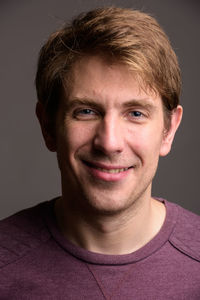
78 109 95 115
73 108 98 120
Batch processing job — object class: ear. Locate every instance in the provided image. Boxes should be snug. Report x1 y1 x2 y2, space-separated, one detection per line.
35 101 57 152
160 105 183 157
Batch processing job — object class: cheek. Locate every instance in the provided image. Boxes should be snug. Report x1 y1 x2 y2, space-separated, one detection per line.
127 126 164 159
61 123 95 154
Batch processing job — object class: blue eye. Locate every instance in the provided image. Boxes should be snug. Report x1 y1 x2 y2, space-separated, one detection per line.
73 108 98 120
78 109 95 115
130 111 143 117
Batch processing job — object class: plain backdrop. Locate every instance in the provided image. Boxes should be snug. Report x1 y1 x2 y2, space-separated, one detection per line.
0 0 200 219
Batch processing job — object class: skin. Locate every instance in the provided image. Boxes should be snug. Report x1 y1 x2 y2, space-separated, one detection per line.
36 55 182 254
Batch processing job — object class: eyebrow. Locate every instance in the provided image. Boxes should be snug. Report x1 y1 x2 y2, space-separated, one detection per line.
121 99 156 111
65 97 156 111
64 98 104 112
66 98 100 107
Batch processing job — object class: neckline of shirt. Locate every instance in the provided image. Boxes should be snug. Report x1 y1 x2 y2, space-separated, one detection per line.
43 198 178 266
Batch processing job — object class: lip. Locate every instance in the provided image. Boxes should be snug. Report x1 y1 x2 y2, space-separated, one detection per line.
82 160 133 182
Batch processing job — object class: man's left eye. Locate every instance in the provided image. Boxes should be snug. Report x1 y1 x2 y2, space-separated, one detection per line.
129 111 143 117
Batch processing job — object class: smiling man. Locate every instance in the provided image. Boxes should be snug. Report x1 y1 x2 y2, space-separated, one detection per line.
0 7 200 299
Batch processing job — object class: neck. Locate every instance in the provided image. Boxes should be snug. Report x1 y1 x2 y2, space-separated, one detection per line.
55 195 166 255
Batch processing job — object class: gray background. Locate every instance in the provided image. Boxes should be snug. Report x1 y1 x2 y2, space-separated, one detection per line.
0 0 199 219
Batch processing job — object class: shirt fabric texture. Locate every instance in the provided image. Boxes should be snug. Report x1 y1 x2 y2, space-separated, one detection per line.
0 198 199 299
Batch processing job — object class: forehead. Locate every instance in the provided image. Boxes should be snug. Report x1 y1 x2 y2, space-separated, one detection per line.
67 55 161 108
71 55 137 92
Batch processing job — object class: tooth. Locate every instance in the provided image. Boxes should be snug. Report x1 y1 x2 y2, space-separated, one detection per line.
96 167 128 173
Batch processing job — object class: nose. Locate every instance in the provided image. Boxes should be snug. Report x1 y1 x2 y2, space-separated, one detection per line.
93 114 124 155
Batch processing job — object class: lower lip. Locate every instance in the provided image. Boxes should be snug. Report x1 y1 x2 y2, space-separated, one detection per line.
84 163 132 182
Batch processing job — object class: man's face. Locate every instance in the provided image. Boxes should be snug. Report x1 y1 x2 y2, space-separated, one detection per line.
53 55 177 214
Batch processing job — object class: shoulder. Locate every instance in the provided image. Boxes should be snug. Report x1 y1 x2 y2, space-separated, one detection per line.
168 201 200 262
0 201 52 269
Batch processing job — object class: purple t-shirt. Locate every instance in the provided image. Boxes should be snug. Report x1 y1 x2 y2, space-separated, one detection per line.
0 199 199 299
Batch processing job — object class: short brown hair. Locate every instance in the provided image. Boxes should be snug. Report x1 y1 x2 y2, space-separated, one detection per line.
35 6 181 124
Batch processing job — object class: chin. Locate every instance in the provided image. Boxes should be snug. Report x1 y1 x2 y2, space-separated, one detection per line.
79 189 136 216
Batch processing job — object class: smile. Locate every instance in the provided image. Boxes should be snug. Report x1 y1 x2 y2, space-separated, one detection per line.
95 167 129 173
82 160 133 182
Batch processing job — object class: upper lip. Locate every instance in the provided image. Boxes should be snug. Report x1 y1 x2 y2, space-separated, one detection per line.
82 160 132 170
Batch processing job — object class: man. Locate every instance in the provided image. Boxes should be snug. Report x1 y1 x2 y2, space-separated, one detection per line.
0 6 199 299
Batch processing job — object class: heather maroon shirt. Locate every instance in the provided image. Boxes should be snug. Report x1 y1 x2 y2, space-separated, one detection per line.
0 199 199 299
